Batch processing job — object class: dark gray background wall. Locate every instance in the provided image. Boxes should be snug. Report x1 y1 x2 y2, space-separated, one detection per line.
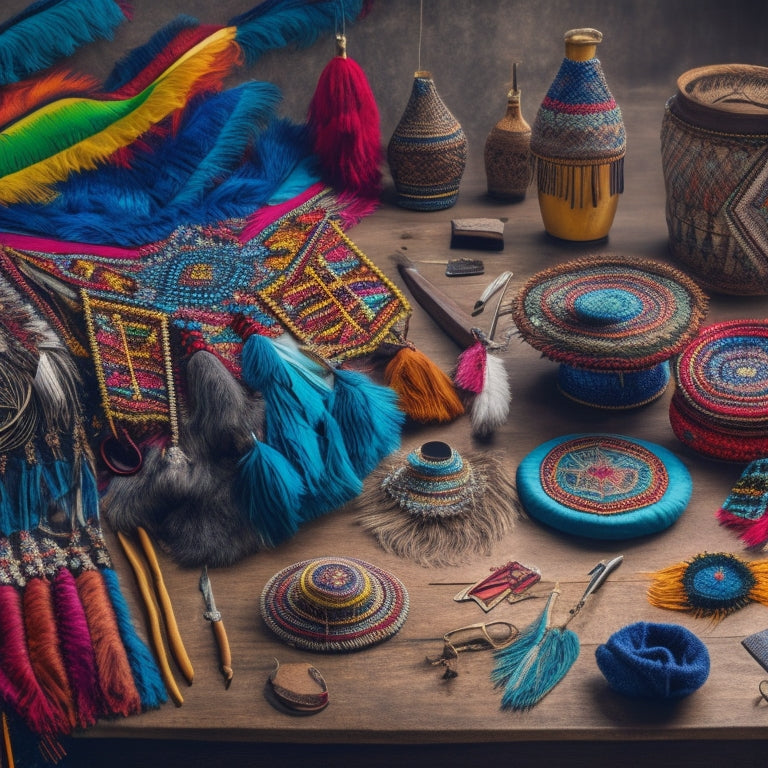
3 0 767 177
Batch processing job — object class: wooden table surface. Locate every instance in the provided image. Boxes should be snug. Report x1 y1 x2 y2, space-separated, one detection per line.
74 89 768 765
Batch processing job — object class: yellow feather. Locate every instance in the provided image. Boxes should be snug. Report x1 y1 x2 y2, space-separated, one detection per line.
0 27 238 205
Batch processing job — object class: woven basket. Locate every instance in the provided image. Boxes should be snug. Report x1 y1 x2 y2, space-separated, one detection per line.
387 71 468 211
661 64 768 295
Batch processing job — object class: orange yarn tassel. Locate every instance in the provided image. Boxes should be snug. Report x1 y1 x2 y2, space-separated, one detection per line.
22 578 77 732
76 570 142 718
384 344 464 424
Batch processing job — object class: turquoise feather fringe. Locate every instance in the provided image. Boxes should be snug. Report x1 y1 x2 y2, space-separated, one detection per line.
492 590 581 710
102 567 168 710
0 0 129 86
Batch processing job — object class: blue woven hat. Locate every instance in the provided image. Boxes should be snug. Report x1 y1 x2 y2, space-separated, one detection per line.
516 434 692 539
596 622 710 699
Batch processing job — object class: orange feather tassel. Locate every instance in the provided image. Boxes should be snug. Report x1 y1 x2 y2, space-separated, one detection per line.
76 570 142 718
384 344 464 424
22 578 77 732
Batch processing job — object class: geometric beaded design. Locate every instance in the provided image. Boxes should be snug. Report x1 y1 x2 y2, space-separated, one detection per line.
3 191 410 428
539 435 669 515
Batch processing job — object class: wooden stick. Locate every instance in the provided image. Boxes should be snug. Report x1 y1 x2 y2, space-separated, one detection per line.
212 619 233 689
136 527 194 685
2 712 15 768
117 531 183 707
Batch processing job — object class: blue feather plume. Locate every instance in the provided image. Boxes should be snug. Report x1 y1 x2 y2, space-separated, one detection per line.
0 0 129 86
236 436 306 546
228 0 368 66
492 589 581 710
101 567 168 710
330 367 404 477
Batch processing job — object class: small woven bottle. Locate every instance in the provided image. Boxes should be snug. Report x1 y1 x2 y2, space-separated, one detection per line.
484 63 531 201
387 71 468 211
531 28 625 241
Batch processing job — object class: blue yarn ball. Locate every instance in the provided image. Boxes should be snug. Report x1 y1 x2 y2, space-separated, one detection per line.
595 622 710 699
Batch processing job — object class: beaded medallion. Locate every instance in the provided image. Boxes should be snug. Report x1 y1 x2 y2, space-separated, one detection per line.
517 434 691 539
260 557 409 653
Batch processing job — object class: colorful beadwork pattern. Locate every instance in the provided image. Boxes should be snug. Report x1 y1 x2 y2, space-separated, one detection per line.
260 557 409 653
670 319 768 461
516 434 691 540
532 57 626 163
513 256 708 372
539 435 669 515
1 190 410 430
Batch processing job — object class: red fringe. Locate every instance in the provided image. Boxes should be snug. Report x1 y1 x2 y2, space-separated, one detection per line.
23 578 77 731
0 585 70 736
76 570 142 718
52 569 102 728
308 51 382 197
717 508 768 548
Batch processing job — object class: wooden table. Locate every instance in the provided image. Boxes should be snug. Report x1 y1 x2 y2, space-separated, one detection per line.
71 89 768 767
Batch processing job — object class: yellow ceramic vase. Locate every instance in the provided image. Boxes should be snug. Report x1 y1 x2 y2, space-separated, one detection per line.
532 29 625 242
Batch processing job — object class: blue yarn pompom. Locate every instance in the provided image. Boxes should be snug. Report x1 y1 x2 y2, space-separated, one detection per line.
595 621 709 699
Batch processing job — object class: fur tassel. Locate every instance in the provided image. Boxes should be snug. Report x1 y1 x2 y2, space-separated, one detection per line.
330 366 404 477
466 352 511 437
0 0 129 87
491 589 579 710
101 568 167 711
22 577 77 731
454 340 486 394
384 345 465 424
52 568 101 728
357 451 521 568
307 33 382 197
75 569 142 718
236 437 306 546
0 584 70 735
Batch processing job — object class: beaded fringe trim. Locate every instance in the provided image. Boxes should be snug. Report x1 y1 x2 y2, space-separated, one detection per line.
533 155 624 208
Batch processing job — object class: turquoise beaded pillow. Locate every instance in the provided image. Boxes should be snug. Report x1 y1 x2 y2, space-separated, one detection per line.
516 433 691 539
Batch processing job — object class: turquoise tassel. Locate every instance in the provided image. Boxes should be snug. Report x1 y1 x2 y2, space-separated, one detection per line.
102 567 168 710
492 589 580 710
78 456 100 523
236 437 306 547
18 458 43 532
330 367 404 478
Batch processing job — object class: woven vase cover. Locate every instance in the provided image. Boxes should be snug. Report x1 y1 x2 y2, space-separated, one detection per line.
260 557 409 653
516 434 692 539
670 319 768 461
513 256 708 371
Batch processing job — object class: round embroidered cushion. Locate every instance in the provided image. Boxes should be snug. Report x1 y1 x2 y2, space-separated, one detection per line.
516 434 692 539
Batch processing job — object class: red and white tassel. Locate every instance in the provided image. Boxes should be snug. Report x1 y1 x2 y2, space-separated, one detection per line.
455 339 510 437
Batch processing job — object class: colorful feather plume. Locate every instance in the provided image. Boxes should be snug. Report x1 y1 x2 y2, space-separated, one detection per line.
0 0 130 87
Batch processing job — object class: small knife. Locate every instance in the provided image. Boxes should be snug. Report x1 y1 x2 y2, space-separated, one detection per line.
199 565 233 689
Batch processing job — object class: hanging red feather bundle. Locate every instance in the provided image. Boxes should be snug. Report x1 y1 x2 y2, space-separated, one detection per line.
307 34 382 198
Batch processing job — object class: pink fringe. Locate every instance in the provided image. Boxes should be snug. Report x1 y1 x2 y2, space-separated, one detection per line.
454 341 487 395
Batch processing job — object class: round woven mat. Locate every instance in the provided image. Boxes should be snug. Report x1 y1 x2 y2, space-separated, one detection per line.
260 557 409 653
670 319 768 461
513 256 708 371
516 434 691 540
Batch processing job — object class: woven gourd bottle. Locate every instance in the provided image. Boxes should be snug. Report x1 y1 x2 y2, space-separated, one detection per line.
531 29 625 241
387 71 468 210
484 64 531 201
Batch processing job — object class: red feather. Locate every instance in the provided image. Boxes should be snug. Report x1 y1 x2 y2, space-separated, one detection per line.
308 34 382 197
0 585 70 736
